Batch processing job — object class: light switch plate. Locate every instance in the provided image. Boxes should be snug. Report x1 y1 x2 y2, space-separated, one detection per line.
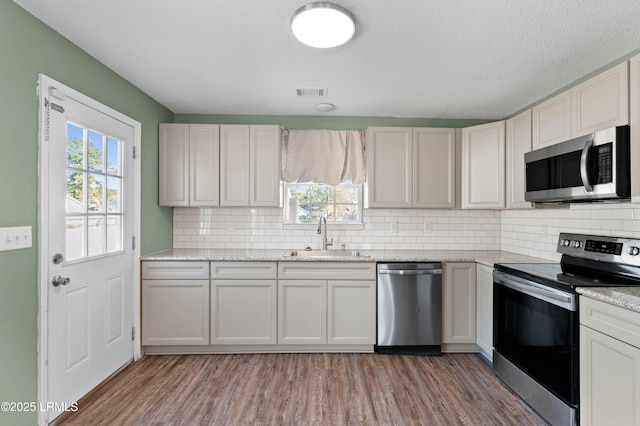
0 226 33 252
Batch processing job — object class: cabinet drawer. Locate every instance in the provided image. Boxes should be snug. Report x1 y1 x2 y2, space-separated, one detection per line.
278 262 376 280
580 297 640 348
211 261 277 279
142 261 210 280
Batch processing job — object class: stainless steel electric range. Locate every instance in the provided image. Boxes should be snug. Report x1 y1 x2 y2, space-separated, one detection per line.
493 232 640 426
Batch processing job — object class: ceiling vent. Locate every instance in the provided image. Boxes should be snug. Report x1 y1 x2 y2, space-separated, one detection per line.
296 87 328 97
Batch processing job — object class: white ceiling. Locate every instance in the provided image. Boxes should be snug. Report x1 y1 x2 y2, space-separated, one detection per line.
13 0 640 119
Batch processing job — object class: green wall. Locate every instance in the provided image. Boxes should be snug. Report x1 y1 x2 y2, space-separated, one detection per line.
0 2 173 424
175 114 489 129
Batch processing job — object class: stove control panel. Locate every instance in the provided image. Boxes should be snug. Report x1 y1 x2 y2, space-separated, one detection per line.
558 233 640 266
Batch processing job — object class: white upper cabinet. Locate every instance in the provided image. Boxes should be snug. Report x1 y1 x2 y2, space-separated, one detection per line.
413 128 456 208
250 125 282 206
505 110 532 209
366 127 413 208
461 121 506 209
533 62 629 148
220 125 281 207
572 62 629 137
159 123 219 206
366 126 456 209
532 91 572 149
190 125 221 206
220 125 250 206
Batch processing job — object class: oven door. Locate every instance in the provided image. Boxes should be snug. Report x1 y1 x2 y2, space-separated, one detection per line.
493 270 578 406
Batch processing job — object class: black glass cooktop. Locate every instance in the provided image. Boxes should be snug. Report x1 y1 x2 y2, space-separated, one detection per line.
494 261 640 292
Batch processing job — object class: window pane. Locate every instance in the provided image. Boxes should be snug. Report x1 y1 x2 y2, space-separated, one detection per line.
67 124 84 169
310 186 334 203
336 186 359 204
107 137 121 176
88 130 104 172
66 170 84 213
106 216 123 253
88 216 105 257
288 185 310 204
66 216 85 261
335 205 359 222
107 177 122 213
88 174 104 212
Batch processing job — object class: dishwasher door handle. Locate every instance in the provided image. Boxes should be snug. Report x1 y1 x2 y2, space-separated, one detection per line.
379 269 442 275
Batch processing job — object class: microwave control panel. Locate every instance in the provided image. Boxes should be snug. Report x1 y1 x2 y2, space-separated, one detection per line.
594 143 613 184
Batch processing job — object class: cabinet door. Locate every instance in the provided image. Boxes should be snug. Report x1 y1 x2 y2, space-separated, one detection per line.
327 280 376 345
365 127 413 208
189 124 220 206
506 110 532 209
443 263 477 344
220 125 250 206
580 325 640 426
631 54 640 203
461 121 505 209
413 128 456 208
278 280 326 344
250 125 281 206
532 91 572 149
476 264 493 361
142 279 209 345
159 123 189 206
572 62 629 138
211 280 277 345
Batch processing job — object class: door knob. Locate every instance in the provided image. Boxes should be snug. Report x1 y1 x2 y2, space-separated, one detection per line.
52 275 70 287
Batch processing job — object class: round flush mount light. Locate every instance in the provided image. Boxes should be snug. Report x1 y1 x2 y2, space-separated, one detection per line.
291 2 355 48
316 103 336 112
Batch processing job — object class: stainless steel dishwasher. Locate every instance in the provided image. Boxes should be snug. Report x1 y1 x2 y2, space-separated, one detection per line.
376 263 442 355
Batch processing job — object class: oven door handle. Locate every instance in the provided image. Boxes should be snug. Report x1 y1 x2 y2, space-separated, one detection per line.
493 271 577 311
580 138 594 192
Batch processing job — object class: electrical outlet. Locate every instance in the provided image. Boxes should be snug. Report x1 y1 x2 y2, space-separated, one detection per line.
390 222 398 233
539 224 547 237
424 222 433 234
0 226 32 252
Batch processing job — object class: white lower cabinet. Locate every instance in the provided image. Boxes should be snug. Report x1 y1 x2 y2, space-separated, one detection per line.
328 280 376 345
142 261 210 346
475 264 493 361
442 262 477 348
210 262 278 345
278 280 327 344
278 262 377 347
580 297 640 426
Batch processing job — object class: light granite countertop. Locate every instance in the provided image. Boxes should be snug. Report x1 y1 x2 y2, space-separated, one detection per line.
140 248 547 268
577 287 640 314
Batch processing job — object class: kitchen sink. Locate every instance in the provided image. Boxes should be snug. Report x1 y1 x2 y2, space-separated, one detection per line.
283 249 370 258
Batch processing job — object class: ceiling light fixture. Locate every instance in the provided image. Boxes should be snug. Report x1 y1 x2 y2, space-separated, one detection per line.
316 103 336 112
291 2 355 48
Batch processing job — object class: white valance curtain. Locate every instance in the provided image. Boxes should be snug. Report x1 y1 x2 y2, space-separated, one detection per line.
283 129 366 186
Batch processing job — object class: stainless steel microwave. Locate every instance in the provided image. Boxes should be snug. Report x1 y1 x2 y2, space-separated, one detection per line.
524 126 630 203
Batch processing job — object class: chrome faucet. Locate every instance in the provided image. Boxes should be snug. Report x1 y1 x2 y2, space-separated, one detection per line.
317 216 333 250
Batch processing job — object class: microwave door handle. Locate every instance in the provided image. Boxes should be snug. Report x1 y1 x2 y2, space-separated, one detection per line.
580 139 594 192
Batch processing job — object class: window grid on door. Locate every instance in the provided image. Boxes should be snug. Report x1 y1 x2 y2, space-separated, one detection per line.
66 122 125 262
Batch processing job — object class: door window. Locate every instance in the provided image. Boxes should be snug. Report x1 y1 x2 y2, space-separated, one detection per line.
66 122 124 261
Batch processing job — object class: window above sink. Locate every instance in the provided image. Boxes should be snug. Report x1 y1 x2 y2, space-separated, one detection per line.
283 182 364 226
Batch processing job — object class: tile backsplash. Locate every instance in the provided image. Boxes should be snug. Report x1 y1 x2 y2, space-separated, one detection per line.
501 203 640 261
173 204 640 261
173 207 501 251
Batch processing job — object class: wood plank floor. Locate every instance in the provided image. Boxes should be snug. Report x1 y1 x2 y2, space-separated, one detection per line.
56 353 547 425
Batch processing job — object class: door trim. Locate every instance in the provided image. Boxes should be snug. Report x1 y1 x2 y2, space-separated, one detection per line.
36 74 142 425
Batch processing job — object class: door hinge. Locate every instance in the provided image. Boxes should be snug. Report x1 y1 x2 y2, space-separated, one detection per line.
132 236 136 250
131 326 135 341
133 145 137 159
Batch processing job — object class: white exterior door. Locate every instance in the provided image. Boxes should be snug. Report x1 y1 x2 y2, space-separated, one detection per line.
40 76 138 421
